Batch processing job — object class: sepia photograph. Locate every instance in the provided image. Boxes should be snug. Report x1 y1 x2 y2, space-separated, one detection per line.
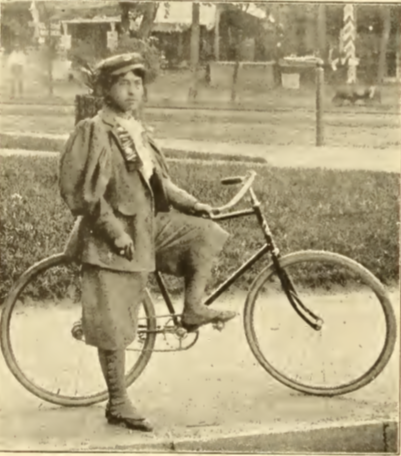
0 0 399 453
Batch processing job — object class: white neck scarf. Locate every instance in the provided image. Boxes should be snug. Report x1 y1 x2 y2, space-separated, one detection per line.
115 115 155 181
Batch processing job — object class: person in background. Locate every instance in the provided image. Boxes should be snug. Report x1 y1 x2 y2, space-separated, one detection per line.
59 53 237 433
7 44 27 97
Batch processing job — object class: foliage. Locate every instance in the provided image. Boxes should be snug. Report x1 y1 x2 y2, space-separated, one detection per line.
0 155 398 303
65 0 165 93
68 34 163 95
110 34 161 83
67 40 103 95
0 2 35 50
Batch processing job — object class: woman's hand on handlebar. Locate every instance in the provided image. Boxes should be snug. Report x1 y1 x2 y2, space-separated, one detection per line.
193 202 220 218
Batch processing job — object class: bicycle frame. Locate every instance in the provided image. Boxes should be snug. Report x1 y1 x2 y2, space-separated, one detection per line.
154 186 323 331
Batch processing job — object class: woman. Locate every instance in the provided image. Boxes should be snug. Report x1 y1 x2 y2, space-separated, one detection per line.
59 52 237 432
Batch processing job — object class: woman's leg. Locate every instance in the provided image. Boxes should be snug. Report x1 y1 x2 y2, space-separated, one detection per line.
155 212 237 330
81 265 152 431
97 348 152 431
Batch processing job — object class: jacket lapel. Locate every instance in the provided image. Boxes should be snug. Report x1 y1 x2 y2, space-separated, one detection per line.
100 109 153 194
100 109 129 158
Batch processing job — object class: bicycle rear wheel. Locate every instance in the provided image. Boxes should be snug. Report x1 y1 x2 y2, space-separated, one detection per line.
0 254 157 407
244 250 397 397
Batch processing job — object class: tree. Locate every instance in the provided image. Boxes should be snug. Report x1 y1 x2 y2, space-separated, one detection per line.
74 0 165 121
138 3 159 39
118 1 160 39
188 2 200 101
0 1 35 50
36 2 61 96
377 5 391 84
120 2 130 35
190 2 200 68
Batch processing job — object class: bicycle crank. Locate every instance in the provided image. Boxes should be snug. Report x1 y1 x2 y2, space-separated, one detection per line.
130 314 200 352
70 314 201 352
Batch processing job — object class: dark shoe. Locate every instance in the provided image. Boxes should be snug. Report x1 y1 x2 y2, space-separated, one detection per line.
105 402 153 432
107 413 153 432
181 306 237 332
99 349 153 433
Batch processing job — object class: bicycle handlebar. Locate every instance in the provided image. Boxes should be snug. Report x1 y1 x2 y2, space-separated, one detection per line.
212 171 257 214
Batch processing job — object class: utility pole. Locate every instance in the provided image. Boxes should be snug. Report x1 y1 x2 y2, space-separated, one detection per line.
317 4 326 60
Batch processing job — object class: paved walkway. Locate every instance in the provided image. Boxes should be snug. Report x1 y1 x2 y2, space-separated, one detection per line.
1 131 400 173
0 291 399 452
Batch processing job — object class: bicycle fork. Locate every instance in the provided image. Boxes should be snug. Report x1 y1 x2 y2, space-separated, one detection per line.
249 189 323 332
274 263 323 331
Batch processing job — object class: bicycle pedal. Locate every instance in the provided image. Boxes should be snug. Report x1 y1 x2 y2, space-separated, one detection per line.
175 326 188 338
212 321 225 331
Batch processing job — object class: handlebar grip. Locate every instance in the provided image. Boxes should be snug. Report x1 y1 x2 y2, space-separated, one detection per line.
214 170 257 214
221 176 244 186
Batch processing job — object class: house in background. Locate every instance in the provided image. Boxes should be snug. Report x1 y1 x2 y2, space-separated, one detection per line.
1 1 399 83
138 2 216 66
59 2 271 67
148 3 273 65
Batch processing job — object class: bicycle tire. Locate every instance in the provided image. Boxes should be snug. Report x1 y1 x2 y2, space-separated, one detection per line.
0 253 157 407
243 250 397 397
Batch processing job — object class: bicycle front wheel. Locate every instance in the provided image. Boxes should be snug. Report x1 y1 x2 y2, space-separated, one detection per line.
244 250 397 397
1 254 157 407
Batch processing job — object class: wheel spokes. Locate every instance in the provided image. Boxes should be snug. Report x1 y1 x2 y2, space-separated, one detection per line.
3 258 155 406
247 252 395 395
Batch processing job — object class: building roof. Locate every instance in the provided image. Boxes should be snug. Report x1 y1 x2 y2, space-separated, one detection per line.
62 16 120 24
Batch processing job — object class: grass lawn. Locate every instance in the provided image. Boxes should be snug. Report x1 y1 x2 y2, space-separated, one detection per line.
0 155 398 303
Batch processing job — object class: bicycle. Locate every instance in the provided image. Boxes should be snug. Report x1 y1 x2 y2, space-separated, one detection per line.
1 171 397 408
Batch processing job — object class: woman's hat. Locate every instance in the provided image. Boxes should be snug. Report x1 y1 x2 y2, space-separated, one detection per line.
95 52 147 78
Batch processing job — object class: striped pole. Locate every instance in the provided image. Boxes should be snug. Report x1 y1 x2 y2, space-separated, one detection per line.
341 4 357 84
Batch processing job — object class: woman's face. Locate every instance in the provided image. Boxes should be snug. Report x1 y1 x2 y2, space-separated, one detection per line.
107 71 144 113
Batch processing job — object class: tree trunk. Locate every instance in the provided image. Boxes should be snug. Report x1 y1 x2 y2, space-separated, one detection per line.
190 3 200 68
377 6 391 84
178 33 184 59
188 2 200 101
120 2 130 36
47 24 53 96
47 54 53 96
75 95 103 125
138 3 159 39
214 4 221 61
